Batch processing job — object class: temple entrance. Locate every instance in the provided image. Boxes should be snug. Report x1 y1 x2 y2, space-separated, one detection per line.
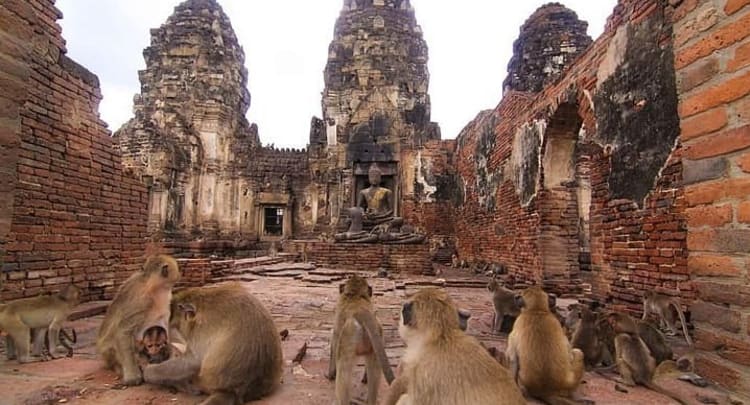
263 207 284 237
539 103 585 288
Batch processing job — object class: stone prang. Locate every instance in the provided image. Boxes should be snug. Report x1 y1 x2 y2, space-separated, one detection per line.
115 0 259 237
503 3 592 93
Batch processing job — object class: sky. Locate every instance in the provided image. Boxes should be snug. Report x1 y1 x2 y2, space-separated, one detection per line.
56 0 617 148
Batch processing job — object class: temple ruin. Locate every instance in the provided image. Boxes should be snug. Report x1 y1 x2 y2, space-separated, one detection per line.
1 0 749 401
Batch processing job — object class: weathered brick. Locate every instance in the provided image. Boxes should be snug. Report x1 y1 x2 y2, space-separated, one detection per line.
685 177 750 206
739 201 750 223
691 301 743 333
677 56 719 92
682 157 728 185
726 0 750 15
689 253 743 277
680 106 728 141
728 41 750 72
680 71 750 117
685 204 732 227
676 12 750 69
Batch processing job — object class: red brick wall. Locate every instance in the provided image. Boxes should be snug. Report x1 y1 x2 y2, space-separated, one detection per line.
453 0 689 303
671 0 750 394
287 241 432 275
0 0 149 301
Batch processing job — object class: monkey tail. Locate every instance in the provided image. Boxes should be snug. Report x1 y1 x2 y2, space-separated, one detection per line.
644 381 688 405
353 310 395 384
668 301 693 346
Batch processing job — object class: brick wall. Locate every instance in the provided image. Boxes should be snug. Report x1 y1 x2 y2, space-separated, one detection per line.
671 0 750 394
0 0 149 301
286 241 432 275
453 0 689 304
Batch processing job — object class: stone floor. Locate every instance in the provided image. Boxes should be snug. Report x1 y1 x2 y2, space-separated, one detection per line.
0 263 739 405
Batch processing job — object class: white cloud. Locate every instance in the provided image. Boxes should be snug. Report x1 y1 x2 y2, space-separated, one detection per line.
57 0 616 148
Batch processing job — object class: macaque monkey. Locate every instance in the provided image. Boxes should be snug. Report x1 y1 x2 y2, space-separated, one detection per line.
0 284 81 363
97 255 180 386
506 286 586 404
384 288 525 405
636 320 674 365
487 278 519 334
608 312 687 404
642 291 692 345
564 303 583 338
327 276 394 405
571 306 613 369
143 282 283 404
451 254 460 268
136 326 171 366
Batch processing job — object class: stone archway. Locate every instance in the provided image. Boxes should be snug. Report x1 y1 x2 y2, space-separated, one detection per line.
539 103 585 291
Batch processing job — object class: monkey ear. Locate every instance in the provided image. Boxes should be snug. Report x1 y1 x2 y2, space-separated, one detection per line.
177 303 196 319
161 263 170 278
402 302 414 326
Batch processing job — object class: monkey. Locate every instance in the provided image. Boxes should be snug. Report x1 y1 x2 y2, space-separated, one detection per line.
0 284 82 363
143 282 283 404
384 288 525 405
564 303 583 339
268 241 278 258
136 326 171 366
571 306 613 369
97 254 180 386
642 291 692 345
506 286 586 405
487 278 519 334
608 312 688 404
636 319 674 365
40 327 77 359
326 276 394 405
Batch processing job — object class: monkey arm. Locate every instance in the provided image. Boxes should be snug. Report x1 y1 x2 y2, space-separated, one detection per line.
383 375 408 405
143 355 201 386
115 333 143 386
353 310 395 384
505 337 520 384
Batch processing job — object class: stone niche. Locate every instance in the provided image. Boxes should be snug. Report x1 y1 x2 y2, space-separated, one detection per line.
352 162 399 215
255 192 293 241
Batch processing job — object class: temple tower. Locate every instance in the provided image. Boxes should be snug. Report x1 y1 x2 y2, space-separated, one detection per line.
503 3 592 93
116 0 259 239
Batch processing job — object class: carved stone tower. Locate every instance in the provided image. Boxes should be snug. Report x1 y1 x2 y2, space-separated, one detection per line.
309 0 440 232
503 2 593 93
115 0 259 239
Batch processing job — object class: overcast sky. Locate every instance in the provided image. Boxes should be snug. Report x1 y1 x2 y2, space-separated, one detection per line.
56 0 617 148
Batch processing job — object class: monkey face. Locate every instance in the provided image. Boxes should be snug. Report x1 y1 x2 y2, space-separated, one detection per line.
139 326 171 364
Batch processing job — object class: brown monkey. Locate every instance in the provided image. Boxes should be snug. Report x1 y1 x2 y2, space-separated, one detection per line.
0 284 81 363
487 278 519 334
636 320 674 365
97 254 180 386
642 291 692 345
143 282 283 404
327 276 394 405
384 288 525 405
571 306 613 369
506 286 586 404
136 326 171 366
564 303 583 338
608 312 687 404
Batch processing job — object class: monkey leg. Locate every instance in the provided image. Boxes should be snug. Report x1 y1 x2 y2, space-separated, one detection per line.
365 354 381 405
6 318 33 363
115 334 143 386
334 352 356 405
199 391 238 405
616 359 636 387
383 376 408 405
5 335 17 360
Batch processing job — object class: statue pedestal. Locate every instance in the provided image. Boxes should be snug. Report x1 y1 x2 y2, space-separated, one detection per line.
285 240 431 275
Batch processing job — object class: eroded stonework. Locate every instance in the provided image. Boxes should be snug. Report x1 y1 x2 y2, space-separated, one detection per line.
115 0 259 238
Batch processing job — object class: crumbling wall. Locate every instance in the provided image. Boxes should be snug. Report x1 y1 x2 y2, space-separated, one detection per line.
453 1 688 300
671 0 750 394
0 0 148 301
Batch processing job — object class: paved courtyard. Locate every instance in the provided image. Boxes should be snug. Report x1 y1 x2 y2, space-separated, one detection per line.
0 264 737 405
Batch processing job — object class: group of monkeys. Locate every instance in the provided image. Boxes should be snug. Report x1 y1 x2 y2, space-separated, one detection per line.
0 254 695 405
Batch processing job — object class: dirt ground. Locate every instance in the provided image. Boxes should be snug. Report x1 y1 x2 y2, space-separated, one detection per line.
0 264 739 405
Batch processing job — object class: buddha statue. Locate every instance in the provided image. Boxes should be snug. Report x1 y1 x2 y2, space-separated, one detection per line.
357 164 394 227
334 207 379 243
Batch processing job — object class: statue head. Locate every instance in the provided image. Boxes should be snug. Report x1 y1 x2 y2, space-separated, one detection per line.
368 164 382 186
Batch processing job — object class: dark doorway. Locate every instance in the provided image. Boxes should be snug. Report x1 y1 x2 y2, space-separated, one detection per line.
264 207 284 237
